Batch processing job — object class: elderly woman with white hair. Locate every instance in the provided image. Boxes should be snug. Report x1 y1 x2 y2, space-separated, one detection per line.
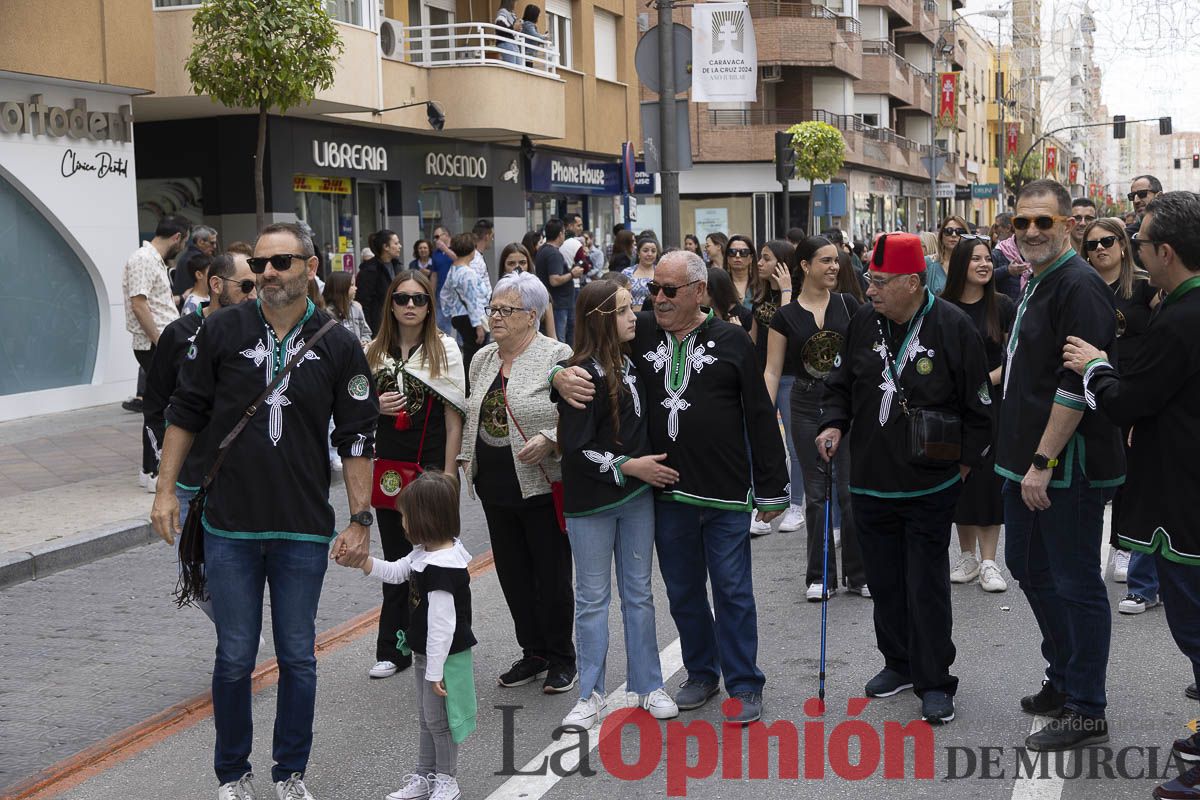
458 271 578 694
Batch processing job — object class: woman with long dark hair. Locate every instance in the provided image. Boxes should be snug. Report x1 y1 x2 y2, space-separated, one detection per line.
555 280 681 729
941 237 1014 593
836 249 867 302
705 232 728 270
608 229 636 273
724 234 759 308
683 234 703 260
364 270 467 679
622 236 658 310
322 271 372 345
703 267 754 334
763 235 867 598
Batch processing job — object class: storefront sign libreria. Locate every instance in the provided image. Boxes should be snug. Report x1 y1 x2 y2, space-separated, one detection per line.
0 95 132 143
312 140 388 172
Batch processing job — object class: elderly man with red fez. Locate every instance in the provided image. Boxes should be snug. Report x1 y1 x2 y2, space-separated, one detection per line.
817 232 993 725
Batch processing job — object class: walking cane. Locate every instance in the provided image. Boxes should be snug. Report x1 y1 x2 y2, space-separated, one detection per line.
819 439 833 712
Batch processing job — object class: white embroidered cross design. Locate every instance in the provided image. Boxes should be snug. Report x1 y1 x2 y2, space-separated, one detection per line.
644 338 718 441
874 317 926 427
583 450 622 484
622 365 642 417
260 334 322 447
240 339 272 382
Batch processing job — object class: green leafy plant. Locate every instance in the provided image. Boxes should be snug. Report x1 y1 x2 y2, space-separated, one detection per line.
186 0 344 231
786 121 847 233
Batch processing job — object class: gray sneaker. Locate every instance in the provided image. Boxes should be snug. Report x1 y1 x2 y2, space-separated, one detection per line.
725 692 762 725
218 773 257 800
674 678 720 710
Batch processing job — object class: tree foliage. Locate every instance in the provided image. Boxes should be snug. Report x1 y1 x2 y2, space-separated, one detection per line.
785 121 847 183
186 0 343 114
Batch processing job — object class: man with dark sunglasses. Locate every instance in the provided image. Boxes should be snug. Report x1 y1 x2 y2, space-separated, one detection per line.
151 222 378 800
552 250 789 726
1126 175 1162 268
996 180 1124 752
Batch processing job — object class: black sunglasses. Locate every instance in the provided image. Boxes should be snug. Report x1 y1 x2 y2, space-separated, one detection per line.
1131 232 1160 248
942 226 969 237
247 254 305 274
1128 189 1154 201
220 276 256 294
392 292 430 307
1012 215 1069 231
1084 235 1119 252
727 248 753 258
646 279 700 299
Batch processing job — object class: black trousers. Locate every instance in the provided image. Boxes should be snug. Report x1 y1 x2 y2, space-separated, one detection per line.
852 483 961 696
482 499 576 669
375 507 414 665
134 346 158 474
451 316 484 394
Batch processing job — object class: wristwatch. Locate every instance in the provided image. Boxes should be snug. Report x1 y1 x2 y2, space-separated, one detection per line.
349 511 374 528
1031 453 1059 471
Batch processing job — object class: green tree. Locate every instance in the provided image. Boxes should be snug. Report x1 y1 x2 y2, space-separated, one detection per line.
786 121 847 234
1004 157 1040 197
186 0 344 231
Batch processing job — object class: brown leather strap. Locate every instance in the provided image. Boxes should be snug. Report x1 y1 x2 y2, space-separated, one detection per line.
200 317 340 490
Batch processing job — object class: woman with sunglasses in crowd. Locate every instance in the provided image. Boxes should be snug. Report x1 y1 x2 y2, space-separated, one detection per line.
365 270 467 680
1082 218 1160 613
724 234 760 308
763 236 867 597
925 216 970 296
940 236 1015 593
622 236 659 310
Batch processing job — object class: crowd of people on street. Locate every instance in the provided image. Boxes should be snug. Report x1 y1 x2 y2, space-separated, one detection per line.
125 174 1200 800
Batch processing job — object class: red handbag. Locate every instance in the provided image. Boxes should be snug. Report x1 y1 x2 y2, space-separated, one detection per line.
501 373 566 532
371 402 431 510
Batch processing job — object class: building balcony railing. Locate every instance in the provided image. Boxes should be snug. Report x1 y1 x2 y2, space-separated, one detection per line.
707 107 924 151
401 23 560 77
895 0 938 44
751 2 863 77
748 1 861 34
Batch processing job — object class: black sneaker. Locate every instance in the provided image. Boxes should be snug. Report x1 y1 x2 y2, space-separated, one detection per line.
921 690 955 724
1025 709 1109 751
675 678 720 710
542 665 578 694
864 668 913 698
121 397 143 413
1188 683 1199 701
1175 732 1200 763
1020 680 1067 717
1155 764 1200 799
497 656 549 688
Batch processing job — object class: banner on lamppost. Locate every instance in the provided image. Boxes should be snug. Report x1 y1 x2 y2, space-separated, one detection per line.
691 2 758 102
1045 146 1058 175
1006 123 1019 156
937 72 959 129
1069 160 1079 184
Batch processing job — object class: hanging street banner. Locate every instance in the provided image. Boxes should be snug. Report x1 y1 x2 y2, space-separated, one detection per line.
1006 123 1019 156
1069 160 1079 184
937 72 959 129
1045 145 1058 176
691 2 758 102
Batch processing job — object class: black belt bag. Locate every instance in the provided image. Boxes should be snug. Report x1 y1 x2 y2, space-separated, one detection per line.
904 407 962 466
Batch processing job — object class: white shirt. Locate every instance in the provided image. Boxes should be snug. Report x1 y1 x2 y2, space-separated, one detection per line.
470 249 491 290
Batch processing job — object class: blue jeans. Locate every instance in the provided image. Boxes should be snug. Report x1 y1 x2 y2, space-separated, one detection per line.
1127 550 1160 602
1155 554 1200 689
204 532 328 784
1003 461 1114 718
654 500 765 695
775 375 804 507
567 490 663 697
498 39 520 65
553 306 574 344
175 486 215 622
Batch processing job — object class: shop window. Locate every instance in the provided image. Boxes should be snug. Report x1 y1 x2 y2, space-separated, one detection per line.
593 10 618 82
0 173 99 396
546 0 573 70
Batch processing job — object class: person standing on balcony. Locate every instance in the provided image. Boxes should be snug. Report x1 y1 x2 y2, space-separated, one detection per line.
495 0 521 64
520 5 547 68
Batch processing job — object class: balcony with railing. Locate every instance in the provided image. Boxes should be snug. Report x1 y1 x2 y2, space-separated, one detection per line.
859 0 914 27
860 40 917 106
895 0 938 44
749 1 863 79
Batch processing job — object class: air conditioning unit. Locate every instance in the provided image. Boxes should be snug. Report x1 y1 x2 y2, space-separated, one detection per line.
380 18 405 61
761 65 783 83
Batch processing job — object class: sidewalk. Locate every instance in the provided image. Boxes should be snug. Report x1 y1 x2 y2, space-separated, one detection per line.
0 404 156 587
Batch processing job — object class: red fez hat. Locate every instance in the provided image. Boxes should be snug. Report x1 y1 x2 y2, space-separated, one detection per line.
871 233 926 275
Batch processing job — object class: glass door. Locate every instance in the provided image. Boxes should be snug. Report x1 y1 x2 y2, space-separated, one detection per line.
357 181 387 256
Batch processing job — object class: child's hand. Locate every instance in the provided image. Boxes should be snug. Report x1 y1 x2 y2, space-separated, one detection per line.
347 550 371 572
431 679 447 697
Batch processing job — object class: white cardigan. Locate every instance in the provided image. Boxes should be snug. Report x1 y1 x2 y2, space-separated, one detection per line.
459 334 572 500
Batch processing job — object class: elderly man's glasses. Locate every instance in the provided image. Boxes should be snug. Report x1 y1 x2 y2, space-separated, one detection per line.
865 273 907 288
1012 215 1070 231
647 280 700 298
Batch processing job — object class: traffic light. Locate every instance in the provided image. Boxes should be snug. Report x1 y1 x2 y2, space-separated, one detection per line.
1176 158 1182 169
1193 154 1199 169
1113 115 1126 139
1160 117 1173 135
775 131 796 183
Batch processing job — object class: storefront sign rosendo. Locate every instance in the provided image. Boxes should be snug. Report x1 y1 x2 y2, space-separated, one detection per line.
312 140 388 172
425 152 488 180
0 95 133 143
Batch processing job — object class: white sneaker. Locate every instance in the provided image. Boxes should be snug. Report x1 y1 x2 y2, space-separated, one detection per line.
218 772 257 800
145 472 158 493
950 552 980 584
138 470 149 488
638 687 680 719
386 773 433 800
562 691 606 729
777 505 805 532
848 584 871 598
979 560 1008 592
330 456 343 471
1118 593 1160 615
274 773 314 800
369 660 399 679
429 773 461 800
1112 550 1130 583
750 518 773 537
806 582 836 602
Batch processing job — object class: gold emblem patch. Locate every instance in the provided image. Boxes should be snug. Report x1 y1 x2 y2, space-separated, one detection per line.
801 331 845 379
379 470 402 497
916 357 933 375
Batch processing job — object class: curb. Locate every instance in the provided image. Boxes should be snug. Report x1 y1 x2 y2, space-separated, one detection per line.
0 518 155 590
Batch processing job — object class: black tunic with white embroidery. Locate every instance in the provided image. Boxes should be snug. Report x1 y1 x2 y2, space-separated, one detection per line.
168 299 378 542
557 356 651 517
144 305 211 490
819 291 994 498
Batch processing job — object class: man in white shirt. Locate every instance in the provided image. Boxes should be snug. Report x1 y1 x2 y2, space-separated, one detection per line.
470 219 494 289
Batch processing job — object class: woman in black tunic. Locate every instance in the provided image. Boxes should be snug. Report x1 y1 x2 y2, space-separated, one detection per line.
1082 218 1159 608
941 237 1014 592
365 270 467 678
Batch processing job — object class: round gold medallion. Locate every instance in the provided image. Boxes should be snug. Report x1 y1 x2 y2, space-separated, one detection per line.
916 357 933 375
801 330 845 379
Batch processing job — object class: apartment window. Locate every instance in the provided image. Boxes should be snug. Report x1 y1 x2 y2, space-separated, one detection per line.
861 113 880 127
546 0 574 69
325 0 362 24
593 9 618 81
